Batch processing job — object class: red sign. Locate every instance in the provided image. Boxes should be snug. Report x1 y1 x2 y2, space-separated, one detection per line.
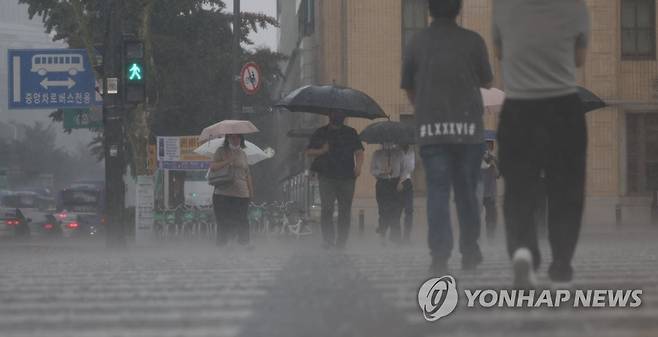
240 62 262 95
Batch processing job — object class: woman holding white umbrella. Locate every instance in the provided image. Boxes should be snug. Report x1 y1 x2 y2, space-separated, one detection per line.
203 120 259 247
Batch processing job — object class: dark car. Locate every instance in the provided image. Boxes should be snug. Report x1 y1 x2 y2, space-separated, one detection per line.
1 192 61 239
0 208 31 239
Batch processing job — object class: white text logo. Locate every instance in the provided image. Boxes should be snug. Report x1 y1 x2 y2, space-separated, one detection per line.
418 276 459 322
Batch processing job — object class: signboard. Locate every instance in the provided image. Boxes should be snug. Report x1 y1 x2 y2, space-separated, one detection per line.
240 62 262 95
135 175 154 242
147 145 157 175
63 107 103 129
156 136 210 171
8 49 100 109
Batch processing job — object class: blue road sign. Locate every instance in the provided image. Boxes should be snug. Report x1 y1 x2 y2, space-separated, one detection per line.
8 49 100 109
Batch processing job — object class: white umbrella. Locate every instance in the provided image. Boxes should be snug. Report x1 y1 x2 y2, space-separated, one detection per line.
481 88 506 113
194 138 275 165
198 120 259 142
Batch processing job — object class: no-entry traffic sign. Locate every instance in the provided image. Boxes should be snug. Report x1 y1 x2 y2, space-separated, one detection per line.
240 62 262 95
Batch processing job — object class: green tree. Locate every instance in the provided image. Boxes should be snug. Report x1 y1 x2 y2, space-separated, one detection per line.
20 0 283 178
5 122 101 189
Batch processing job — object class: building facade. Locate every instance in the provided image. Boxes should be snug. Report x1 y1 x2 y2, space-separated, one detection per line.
276 0 658 229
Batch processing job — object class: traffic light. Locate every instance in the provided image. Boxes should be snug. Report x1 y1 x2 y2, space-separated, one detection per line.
122 37 145 104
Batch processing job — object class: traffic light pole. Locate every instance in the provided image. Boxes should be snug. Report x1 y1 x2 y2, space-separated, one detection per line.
102 0 127 248
231 0 241 119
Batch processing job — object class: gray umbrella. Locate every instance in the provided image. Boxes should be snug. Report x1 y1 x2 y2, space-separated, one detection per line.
360 121 416 145
275 85 388 120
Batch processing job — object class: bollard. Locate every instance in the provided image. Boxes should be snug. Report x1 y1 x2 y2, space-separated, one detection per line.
358 209 365 237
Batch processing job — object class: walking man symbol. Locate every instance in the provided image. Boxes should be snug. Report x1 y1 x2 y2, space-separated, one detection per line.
129 63 142 81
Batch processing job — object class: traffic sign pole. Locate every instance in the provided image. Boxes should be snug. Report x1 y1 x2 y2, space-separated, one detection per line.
231 0 241 119
102 0 127 249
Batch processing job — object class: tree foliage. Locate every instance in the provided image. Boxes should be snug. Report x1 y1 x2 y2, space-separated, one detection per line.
3 122 103 189
19 0 284 178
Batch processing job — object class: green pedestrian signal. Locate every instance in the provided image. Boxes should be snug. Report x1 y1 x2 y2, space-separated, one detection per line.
123 37 146 103
128 62 143 81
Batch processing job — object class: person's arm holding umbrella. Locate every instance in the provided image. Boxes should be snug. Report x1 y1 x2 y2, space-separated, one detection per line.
351 129 365 178
306 142 329 157
209 149 235 172
305 127 330 158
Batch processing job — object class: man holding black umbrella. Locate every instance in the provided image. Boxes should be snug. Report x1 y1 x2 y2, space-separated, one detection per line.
306 111 365 249
401 0 493 274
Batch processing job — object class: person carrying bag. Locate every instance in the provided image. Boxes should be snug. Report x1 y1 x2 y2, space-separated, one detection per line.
209 134 254 247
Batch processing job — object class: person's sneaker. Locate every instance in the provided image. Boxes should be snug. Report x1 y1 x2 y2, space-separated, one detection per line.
512 248 537 289
428 257 449 276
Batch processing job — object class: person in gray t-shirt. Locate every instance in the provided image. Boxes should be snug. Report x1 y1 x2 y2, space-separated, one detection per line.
493 0 590 287
401 0 493 275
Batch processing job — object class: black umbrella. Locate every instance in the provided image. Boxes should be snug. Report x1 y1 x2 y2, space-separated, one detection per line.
360 121 416 145
578 86 606 113
286 128 316 138
275 85 388 120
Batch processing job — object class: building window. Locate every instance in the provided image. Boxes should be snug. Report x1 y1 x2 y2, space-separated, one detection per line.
626 113 658 194
298 0 315 37
621 0 656 60
402 0 428 51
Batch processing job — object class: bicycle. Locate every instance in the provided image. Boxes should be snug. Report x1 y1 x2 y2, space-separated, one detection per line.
248 202 267 234
283 207 313 239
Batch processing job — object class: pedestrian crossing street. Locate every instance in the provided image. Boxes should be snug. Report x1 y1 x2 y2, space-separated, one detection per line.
0 232 656 337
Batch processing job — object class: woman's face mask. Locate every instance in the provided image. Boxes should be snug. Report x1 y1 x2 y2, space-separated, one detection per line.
227 134 241 149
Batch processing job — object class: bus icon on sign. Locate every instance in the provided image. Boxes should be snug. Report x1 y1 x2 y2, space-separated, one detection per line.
30 54 85 76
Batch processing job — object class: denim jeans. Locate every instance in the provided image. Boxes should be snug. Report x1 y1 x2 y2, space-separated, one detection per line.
420 144 484 261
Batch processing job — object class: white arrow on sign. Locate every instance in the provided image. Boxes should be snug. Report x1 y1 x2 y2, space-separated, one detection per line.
40 77 76 89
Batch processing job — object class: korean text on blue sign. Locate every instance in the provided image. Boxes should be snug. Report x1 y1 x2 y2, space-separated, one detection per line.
8 49 100 109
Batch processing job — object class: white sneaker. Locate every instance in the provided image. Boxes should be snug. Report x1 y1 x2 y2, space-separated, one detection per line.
512 248 537 289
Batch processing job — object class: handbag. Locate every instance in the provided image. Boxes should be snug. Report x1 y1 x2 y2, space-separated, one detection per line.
206 165 234 186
